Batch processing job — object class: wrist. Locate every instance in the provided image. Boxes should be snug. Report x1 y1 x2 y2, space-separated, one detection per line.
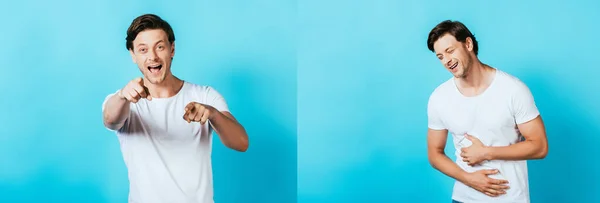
117 89 127 101
483 146 494 161
458 170 472 185
209 108 220 121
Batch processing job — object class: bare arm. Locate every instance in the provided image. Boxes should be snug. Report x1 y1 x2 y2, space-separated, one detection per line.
484 116 548 161
102 78 151 131
482 79 549 161
210 111 249 152
183 102 249 152
429 128 510 197
428 128 470 183
102 92 130 130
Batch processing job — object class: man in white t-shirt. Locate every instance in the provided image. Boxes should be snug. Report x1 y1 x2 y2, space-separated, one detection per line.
425 20 549 203
102 14 249 203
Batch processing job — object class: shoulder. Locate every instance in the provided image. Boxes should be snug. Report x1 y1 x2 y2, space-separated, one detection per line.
182 82 219 94
495 69 530 92
182 81 225 100
428 77 454 104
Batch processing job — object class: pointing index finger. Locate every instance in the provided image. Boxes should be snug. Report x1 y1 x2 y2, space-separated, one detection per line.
184 102 197 112
143 86 152 100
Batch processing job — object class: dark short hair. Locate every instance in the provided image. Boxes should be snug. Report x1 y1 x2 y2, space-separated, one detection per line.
126 14 175 51
427 20 478 55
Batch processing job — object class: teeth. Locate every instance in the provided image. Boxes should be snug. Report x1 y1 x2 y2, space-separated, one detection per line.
450 63 458 69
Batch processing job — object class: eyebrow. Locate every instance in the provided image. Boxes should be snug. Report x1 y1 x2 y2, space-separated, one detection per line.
136 40 166 48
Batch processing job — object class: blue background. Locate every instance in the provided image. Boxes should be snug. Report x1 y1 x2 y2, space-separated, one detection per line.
298 0 599 202
2 0 600 202
0 0 296 202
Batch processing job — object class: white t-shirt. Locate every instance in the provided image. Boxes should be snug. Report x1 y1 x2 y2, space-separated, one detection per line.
427 70 540 203
102 81 229 203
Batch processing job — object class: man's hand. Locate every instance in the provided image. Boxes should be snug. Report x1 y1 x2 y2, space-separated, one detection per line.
119 77 152 103
460 134 490 166
183 102 216 124
464 169 510 197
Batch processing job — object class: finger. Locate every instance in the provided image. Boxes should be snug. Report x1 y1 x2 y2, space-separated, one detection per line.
133 90 142 100
197 104 206 115
462 158 469 163
489 183 510 190
128 90 140 103
183 111 190 122
183 112 191 123
135 77 143 83
486 188 505 195
471 137 482 144
461 148 467 153
133 85 147 99
193 109 204 123
183 110 193 123
143 86 152 100
184 102 196 112
483 169 499 175
484 192 497 197
183 103 196 122
122 91 133 102
489 177 509 185
128 87 141 99
464 134 472 141
187 107 199 123
200 109 210 124
194 105 206 123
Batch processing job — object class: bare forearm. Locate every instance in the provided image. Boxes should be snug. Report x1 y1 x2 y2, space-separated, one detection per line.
429 151 469 183
103 93 130 130
485 140 548 161
210 112 249 152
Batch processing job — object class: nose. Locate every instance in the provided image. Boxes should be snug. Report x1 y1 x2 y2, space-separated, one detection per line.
148 50 158 61
442 56 452 67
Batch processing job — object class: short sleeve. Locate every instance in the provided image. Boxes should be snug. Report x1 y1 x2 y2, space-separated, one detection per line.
102 90 127 132
511 80 540 124
427 94 446 130
102 92 117 113
206 87 230 113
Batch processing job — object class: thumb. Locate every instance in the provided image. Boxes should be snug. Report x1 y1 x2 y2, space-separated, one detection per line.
465 134 473 141
466 134 481 143
143 86 152 101
483 169 499 175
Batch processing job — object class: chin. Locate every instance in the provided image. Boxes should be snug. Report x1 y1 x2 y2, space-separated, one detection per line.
145 75 165 84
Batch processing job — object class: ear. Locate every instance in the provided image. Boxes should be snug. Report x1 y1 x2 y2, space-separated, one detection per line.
170 42 176 59
465 37 474 52
129 49 137 63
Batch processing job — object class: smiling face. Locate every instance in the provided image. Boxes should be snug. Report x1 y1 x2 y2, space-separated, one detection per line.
129 29 175 84
433 34 475 78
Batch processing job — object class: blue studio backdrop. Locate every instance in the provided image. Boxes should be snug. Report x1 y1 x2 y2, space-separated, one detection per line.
298 0 599 202
0 0 296 202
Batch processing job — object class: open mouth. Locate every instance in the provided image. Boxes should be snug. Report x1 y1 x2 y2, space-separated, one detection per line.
449 62 458 70
148 64 162 73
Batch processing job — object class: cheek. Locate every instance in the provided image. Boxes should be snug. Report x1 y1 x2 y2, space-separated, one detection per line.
134 54 146 63
452 53 466 63
158 51 172 61
135 58 147 69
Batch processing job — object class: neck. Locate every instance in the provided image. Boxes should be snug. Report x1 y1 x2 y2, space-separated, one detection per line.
458 59 492 89
144 74 184 98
